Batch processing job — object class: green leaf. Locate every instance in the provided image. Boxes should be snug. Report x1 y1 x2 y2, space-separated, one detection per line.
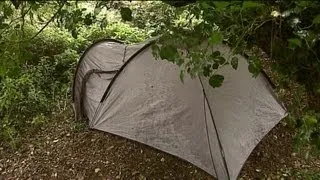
213 2 230 11
4 5 13 17
94 6 102 15
71 29 78 39
159 45 179 62
210 51 220 59
200 2 211 10
304 114 318 126
203 64 211 77
231 56 238 70
312 135 320 149
216 56 226 65
209 74 224 88
248 56 261 77
212 63 219 69
248 62 261 77
180 70 184 83
120 7 132 21
208 31 223 45
313 15 320 24
288 38 302 48
242 2 263 9
100 17 108 29
14 24 20 29
84 14 93 25
0 22 9 30
38 15 45 22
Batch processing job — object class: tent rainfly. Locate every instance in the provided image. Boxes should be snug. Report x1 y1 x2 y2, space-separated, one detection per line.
72 38 287 180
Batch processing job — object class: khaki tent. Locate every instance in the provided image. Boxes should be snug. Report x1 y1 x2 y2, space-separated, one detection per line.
72 38 287 180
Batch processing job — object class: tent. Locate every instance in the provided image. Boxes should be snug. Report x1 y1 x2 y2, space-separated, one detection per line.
72 38 287 180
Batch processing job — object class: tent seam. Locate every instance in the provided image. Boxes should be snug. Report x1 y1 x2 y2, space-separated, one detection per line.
203 89 218 177
199 77 231 180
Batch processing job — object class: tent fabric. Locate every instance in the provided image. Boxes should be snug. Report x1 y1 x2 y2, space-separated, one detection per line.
72 39 287 180
73 39 125 119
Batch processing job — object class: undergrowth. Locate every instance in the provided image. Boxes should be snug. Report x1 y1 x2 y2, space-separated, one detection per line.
0 21 148 148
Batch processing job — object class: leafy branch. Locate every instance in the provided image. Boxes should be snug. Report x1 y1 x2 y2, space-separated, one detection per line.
29 1 66 40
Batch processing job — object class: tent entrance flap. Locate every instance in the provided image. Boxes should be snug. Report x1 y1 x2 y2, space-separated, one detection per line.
72 39 126 120
72 38 287 180
80 70 118 120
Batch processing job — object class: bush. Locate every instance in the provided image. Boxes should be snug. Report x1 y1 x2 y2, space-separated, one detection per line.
0 49 77 146
0 10 150 146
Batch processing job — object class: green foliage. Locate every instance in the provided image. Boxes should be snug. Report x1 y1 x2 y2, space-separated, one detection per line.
0 1 148 146
231 56 238 70
209 74 224 88
293 169 320 179
120 7 132 21
1 0 320 153
140 0 320 151
293 111 320 151
0 47 77 144
159 45 179 63
208 31 223 45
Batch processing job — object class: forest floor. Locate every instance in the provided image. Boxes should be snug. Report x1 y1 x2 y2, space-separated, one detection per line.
0 107 320 180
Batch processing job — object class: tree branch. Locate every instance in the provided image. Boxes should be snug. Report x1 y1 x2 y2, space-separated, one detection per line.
29 1 66 40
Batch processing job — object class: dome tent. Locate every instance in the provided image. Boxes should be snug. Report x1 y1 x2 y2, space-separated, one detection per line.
72 38 287 180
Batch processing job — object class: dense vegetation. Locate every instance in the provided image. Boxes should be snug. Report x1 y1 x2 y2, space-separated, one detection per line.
0 0 319 158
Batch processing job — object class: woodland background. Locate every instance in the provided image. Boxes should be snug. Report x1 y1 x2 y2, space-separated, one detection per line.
0 1 319 179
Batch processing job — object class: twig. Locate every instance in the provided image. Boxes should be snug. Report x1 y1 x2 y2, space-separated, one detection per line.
0 4 33 35
29 1 66 40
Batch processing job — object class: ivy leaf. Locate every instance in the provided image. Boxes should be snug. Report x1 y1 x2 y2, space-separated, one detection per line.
313 15 320 24
209 74 224 88
159 45 178 62
120 7 132 21
231 56 238 70
288 38 302 48
208 31 223 45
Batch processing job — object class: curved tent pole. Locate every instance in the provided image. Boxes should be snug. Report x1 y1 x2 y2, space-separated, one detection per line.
72 38 124 102
100 41 156 103
79 69 118 119
74 36 280 106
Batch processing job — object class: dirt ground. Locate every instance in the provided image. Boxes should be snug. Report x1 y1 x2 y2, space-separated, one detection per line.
0 107 319 180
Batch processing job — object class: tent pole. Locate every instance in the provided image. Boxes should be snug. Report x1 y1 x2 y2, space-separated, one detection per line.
203 90 219 177
199 77 231 180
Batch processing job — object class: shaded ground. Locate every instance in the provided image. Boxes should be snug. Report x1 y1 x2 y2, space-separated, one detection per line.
1 107 319 180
